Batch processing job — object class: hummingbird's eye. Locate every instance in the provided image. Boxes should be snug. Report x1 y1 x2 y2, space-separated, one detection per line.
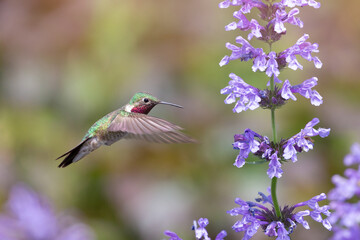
143 98 149 103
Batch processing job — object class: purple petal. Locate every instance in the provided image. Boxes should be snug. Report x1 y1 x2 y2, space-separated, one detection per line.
215 230 227 240
294 210 310 229
164 230 183 240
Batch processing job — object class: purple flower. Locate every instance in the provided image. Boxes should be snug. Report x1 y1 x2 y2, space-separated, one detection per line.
267 151 283 178
195 218 210 240
233 129 282 178
232 129 261 167
274 8 303 33
283 118 330 160
221 73 262 113
219 36 259 67
0 183 94 240
228 191 331 239
279 34 322 70
225 11 263 40
281 77 323 106
293 193 332 230
164 218 226 240
282 138 298 162
252 48 267 72
265 51 279 77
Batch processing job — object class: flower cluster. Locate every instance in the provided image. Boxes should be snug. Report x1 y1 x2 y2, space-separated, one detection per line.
221 73 323 113
220 34 321 74
232 118 330 178
0 184 94 240
164 218 227 240
328 143 360 240
227 190 331 239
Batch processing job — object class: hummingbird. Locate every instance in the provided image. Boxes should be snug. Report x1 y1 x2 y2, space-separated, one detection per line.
56 92 195 168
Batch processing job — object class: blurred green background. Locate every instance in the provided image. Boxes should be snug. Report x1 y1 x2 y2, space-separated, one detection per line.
0 0 359 239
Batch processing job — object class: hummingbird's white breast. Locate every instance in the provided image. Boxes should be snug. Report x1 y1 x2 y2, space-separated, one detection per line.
124 104 133 112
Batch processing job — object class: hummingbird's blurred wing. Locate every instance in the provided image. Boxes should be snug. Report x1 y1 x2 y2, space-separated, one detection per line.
107 111 195 143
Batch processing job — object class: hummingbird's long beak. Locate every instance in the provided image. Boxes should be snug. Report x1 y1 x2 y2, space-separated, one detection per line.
158 101 183 108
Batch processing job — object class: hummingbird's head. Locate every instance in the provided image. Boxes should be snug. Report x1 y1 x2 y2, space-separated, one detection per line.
126 92 182 114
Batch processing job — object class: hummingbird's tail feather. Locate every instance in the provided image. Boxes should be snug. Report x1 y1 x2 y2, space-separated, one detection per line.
56 138 90 168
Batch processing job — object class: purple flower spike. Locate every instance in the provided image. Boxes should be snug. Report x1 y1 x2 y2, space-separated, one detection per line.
329 143 360 202
0 184 94 240
329 144 360 239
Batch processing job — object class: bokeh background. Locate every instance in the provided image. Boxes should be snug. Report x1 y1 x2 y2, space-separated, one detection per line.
0 0 359 239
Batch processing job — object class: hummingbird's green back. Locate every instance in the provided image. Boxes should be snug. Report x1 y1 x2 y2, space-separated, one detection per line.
82 112 117 140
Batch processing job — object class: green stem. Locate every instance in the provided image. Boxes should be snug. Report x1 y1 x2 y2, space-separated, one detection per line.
270 76 277 144
268 48 282 219
271 176 282 219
